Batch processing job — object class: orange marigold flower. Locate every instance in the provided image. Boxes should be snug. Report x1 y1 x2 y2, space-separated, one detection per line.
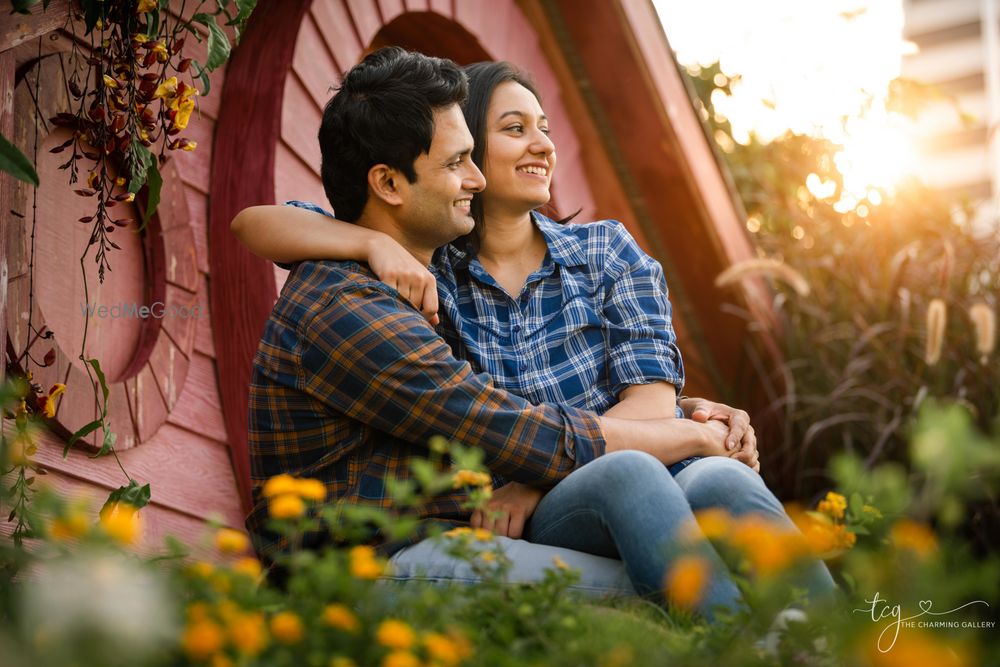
452 469 491 489
424 631 465 666
729 516 803 574
269 494 305 520
232 557 263 580
187 561 215 579
294 478 327 502
349 545 384 579
228 611 268 656
182 620 224 660
99 502 142 545
49 508 89 541
270 611 304 645
262 474 298 498
36 383 66 418
376 619 416 650
688 508 732 541
382 651 420 667
215 528 250 554
665 555 709 610
210 653 234 667
816 491 847 520
472 528 493 541
322 604 360 633
890 519 937 557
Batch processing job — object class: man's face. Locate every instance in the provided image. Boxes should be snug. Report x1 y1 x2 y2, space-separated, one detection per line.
396 104 485 250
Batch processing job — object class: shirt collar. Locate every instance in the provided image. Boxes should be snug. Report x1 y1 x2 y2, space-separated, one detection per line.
442 211 588 270
531 211 588 267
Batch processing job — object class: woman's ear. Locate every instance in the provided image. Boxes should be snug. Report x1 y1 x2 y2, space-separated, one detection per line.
368 164 405 206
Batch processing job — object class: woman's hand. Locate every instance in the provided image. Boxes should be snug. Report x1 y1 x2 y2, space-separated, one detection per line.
681 397 756 453
470 482 544 539
365 234 440 326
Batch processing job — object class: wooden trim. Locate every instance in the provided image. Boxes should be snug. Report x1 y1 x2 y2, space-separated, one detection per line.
0 50 12 382
209 0 312 513
0 0 70 53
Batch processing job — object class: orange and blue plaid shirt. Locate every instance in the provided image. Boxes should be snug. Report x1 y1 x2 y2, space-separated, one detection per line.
246 259 606 562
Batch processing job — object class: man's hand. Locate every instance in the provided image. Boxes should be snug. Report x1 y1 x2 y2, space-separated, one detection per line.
470 482 544 539
366 234 440 326
681 397 755 453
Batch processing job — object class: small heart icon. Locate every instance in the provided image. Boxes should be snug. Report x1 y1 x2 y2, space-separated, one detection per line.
919 600 933 613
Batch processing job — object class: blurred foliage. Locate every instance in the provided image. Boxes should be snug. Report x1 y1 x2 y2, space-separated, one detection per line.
686 63 1000 552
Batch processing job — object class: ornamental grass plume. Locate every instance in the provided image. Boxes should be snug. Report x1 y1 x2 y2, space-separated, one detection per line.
924 298 947 365
714 257 811 297
968 302 996 364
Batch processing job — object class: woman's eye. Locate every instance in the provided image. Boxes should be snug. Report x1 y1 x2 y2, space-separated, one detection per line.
505 124 524 133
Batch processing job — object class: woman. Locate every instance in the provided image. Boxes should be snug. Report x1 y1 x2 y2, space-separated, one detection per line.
232 61 834 615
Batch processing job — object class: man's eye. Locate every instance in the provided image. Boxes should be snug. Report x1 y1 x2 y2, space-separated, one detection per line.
540 127 551 135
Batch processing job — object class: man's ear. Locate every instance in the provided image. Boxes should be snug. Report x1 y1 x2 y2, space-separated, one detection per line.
368 164 405 206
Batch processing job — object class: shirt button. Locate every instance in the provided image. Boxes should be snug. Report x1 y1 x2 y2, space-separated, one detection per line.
512 324 521 333
519 362 528 372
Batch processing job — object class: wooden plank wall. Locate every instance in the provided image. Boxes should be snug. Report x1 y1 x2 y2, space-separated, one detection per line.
2 0 243 554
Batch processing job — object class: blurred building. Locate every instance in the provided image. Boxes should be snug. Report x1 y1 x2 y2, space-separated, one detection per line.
902 0 1000 222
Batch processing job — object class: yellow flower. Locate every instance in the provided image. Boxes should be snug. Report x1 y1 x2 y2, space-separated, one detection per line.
37 383 66 418
802 518 855 556
424 632 465 666
228 611 268 656
452 469 491 489
99 503 142 545
187 561 215 579
551 556 570 571
664 555 709 610
132 32 149 44
179 140 198 152
262 474 299 498
270 611 304 645
172 97 196 130
443 527 472 538
685 507 732 541
102 74 119 90
214 528 250 554
862 504 883 518
865 627 972 667
322 604 360 633
295 478 327 502
136 0 157 13
376 619 416 650
182 620 224 660
479 551 496 563
890 519 937 557
49 508 89 541
330 658 357 667
382 651 420 667
472 528 493 542
269 494 305 520
152 76 178 100
232 557 263 580
349 545 384 579
151 40 169 62
816 491 847 520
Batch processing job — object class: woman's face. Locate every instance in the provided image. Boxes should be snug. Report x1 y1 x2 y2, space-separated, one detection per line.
481 81 557 217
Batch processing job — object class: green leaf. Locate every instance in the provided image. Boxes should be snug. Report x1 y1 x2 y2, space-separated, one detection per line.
229 0 257 31
86 357 110 404
192 60 211 97
10 0 41 15
128 144 154 194
91 427 117 458
101 479 152 514
0 132 39 186
82 0 102 35
137 158 162 231
192 14 232 72
64 419 102 457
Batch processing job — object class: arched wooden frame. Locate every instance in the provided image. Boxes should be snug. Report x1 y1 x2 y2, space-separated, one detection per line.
211 0 600 511
6 53 198 450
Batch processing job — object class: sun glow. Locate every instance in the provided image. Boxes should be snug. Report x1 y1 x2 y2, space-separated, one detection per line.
654 0 910 206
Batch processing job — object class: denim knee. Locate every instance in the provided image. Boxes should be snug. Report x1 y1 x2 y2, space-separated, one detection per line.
674 457 779 513
587 450 668 489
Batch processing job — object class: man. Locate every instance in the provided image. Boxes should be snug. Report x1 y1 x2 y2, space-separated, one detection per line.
244 48 805 612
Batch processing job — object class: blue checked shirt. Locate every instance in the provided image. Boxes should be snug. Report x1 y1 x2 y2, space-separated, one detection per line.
287 202 684 417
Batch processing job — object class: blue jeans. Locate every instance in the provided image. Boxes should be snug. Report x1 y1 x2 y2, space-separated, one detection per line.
389 452 836 618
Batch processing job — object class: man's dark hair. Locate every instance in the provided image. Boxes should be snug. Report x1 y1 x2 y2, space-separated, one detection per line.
318 47 468 222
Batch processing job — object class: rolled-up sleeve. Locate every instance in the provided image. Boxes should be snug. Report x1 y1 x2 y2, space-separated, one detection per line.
601 222 685 398
298 283 605 485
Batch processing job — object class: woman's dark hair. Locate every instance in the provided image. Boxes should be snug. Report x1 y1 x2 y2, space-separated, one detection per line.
460 61 576 250
318 46 467 222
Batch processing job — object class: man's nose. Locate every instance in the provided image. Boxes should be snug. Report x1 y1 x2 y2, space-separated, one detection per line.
464 161 486 193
